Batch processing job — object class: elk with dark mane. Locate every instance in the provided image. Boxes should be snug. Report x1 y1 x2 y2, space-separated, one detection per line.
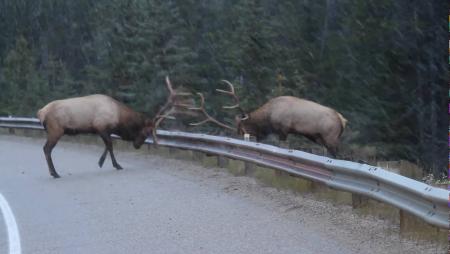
37 76 185 178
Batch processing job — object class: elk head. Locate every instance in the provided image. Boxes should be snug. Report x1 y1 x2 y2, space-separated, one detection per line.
134 119 154 149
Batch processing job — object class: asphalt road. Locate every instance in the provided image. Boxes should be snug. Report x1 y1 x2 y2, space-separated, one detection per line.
0 135 444 254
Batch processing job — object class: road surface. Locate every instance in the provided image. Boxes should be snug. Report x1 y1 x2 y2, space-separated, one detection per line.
0 135 444 254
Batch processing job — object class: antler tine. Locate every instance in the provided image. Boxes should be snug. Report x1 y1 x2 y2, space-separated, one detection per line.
188 118 209 126
222 104 240 109
216 80 235 94
187 92 205 110
156 114 176 120
151 111 178 144
217 80 238 109
165 76 174 94
165 76 192 97
187 92 235 131
215 80 247 114
173 102 194 108
215 80 236 97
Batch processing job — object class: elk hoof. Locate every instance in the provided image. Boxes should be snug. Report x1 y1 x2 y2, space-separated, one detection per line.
51 173 61 178
114 164 123 170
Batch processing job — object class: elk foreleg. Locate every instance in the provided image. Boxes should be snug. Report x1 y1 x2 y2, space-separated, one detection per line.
99 133 123 170
323 136 339 158
326 146 338 158
98 147 108 168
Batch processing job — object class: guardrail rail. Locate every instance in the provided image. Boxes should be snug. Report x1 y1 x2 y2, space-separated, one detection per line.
0 116 448 229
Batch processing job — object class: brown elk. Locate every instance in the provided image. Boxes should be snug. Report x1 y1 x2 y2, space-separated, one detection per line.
37 76 185 178
190 80 348 157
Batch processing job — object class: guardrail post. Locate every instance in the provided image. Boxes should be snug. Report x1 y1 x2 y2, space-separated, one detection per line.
226 158 246 176
191 151 218 168
352 193 369 209
311 181 326 193
192 151 203 162
217 156 228 168
244 162 255 175
8 128 15 135
202 152 218 168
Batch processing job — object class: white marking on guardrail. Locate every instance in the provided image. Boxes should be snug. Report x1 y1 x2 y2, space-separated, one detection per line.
0 193 21 254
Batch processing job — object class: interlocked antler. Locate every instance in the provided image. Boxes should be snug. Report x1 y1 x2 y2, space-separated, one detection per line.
154 76 192 118
188 92 236 131
152 76 193 144
216 80 248 120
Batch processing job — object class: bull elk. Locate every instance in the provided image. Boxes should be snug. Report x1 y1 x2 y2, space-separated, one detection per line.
190 80 348 157
37 76 185 178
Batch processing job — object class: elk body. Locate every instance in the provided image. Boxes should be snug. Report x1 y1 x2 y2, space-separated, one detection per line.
37 94 154 178
37 76 193 178
235 96 347 157
189 81 348 157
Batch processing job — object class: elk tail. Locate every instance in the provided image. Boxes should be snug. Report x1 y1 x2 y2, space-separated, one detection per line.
337 112 348 137
37 105 50 130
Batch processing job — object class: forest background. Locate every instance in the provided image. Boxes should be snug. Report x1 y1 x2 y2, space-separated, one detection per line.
0 0 447 177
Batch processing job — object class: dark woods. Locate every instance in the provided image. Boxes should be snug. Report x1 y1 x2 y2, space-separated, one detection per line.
0 0 446 176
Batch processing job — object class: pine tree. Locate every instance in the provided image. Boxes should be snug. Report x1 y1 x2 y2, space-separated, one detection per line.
1 36 44 115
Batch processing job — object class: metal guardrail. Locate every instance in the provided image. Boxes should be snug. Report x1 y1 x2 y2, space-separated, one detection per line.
0 116 448 229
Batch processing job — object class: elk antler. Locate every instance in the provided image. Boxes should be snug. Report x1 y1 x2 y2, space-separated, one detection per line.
152 76 193 144
216 80 248 120
154 76 192 118
188 92 236 131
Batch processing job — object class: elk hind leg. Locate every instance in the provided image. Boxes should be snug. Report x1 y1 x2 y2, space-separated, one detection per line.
43 131 63 178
